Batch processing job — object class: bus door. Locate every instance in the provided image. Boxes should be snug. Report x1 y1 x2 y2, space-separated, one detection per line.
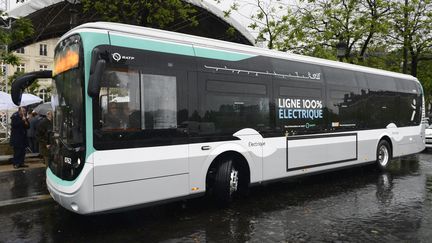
188 70 271 187
91 40 193 211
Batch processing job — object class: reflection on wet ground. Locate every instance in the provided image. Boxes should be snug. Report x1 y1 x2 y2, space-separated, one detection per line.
0 167 47 201
1 153 432 242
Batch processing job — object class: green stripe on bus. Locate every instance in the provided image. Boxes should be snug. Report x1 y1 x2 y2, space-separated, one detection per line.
110 34 254 61
47 168 77 186
80 32 111 159
194 46 253 61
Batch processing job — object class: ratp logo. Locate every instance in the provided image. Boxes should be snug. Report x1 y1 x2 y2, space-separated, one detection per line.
112 53 122 62
112 52 135 62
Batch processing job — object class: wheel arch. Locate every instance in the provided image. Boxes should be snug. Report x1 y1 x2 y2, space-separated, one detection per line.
379 135 393 158
205 150 251 192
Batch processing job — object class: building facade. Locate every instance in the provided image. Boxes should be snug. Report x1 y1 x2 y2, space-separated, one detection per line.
7 38 58 102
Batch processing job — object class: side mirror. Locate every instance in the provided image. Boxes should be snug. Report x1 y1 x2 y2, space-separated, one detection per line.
88 59 106 98
11 70 52 105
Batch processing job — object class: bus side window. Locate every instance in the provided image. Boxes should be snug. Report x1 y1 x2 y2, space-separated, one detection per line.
365 74 398 128
140 74 177 130
98 68 140 131
324 67 360 130
199 79 270 136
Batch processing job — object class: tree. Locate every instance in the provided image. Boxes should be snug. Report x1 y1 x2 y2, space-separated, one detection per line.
0 9 34 92
290 0 392 62
389 0 432 76
223 0 295 49
80 0 198 29
219 0 299 49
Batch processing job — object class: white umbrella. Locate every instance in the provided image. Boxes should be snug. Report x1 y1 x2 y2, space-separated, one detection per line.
21 93 43 106
0 91 42 110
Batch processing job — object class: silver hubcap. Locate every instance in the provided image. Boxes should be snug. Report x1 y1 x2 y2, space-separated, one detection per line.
229 169 239 195
378 145 389 166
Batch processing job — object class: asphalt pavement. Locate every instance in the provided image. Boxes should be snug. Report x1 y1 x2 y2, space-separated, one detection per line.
0 155 51 209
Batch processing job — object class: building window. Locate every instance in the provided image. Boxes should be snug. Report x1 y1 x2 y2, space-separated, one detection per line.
40 44 47 56
38 89 48 102
17 63 25 73
16 47 25 54
39 64 48 71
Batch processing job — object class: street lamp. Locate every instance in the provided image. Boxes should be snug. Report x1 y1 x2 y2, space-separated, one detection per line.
336 39 346 62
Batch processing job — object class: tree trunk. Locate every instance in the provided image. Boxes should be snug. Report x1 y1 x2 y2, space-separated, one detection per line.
402 0 409 74
411 55 418 77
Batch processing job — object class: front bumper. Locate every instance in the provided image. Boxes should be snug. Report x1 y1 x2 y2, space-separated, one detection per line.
46 163 94 214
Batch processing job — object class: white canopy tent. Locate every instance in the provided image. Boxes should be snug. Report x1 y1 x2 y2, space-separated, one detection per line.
0 91 42 143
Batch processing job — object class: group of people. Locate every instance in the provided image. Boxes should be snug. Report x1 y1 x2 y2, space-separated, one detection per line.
9 107 53 169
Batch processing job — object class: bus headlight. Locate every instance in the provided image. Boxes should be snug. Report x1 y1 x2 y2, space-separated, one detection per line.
74 158 81 168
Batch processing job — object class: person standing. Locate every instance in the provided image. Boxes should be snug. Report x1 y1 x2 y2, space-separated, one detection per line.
36 111 53 165
27 111 39 153
10 107 29 169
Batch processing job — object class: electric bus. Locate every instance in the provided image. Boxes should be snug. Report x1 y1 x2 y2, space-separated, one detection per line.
11 22 425 214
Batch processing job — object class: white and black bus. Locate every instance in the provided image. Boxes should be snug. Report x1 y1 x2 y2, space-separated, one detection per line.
12 22 425 214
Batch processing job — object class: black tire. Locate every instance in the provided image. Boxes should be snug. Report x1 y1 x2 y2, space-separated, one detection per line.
376 140 391 170
213 158 239 206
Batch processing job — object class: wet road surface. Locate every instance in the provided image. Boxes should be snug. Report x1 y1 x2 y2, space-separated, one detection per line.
1 152 432 242
0 164 47 204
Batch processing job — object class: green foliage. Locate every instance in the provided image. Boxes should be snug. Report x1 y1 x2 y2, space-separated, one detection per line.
0 9 34 92
223 0 295 49
80 0 198 28
291 0 392 63
417 55 432 104
389 0 432 76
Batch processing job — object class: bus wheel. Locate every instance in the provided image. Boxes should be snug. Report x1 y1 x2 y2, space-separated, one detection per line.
214 158 239 206
377 140 391 170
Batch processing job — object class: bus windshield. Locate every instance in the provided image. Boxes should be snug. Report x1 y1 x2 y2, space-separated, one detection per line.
49 34 85 181
52 68 84 146
52 34 84 146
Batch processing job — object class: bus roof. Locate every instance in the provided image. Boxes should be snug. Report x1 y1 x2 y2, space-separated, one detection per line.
64 22 418 82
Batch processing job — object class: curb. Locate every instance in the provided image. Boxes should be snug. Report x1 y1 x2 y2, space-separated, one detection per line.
0 194 53 210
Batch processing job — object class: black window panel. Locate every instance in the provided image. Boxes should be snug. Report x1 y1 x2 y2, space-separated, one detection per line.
399 93 422 127
327 88 364 130
207 80 267 95
395 78 420 94
93 46 192 150
201 94 270 135
324 67 357 87
108 45 196 72
197 55 273 78
366 92 399 128
366 74 397 92
273 76 325 135
272 59 323 83
191 73 271 138
324 67 361 131
279 86 321 98
355 72 368 89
